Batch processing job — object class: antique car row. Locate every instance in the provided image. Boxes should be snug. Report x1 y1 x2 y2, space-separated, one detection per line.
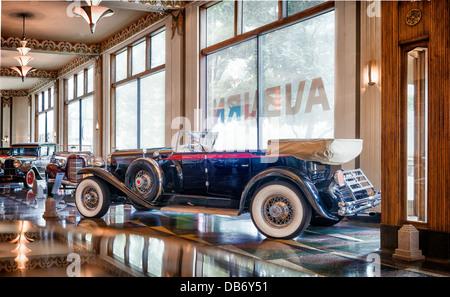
0 143 105 192
0 131 381 239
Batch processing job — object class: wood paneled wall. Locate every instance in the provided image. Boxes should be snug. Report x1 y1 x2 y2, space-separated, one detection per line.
381 0 450 233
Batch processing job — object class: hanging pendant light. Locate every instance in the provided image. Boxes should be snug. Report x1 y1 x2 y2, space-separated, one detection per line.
10 14 36 82
72 0 114 34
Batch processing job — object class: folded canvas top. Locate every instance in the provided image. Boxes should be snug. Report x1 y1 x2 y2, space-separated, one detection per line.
266 138 363 165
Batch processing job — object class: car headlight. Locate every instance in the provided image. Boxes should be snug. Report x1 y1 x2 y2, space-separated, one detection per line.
13 159 21 168
87 156 105 167
333 170 345 187
57 159 66 168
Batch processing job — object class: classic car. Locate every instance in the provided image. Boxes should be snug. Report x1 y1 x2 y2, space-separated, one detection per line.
0 147 10 173
74 131 381 239
1 143 56 188
45 145 105 194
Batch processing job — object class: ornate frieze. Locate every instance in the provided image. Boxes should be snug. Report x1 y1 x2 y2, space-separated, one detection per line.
100 12 166 52
0 90 29 97
0 67 58 80
1 36 101 56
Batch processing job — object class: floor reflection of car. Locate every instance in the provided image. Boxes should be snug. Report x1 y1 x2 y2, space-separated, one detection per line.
45 145 105 194
75 131 381 239
0 143 56 188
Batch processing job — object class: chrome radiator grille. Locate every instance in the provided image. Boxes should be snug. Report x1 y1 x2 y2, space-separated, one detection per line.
67 157 84 182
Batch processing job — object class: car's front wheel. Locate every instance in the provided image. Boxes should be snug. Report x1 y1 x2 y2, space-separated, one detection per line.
23 169 35 189
75 177 111 218
250 181 311 239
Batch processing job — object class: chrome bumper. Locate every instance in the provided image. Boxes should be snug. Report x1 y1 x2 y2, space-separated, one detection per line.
338 193 381 216
331 169 382 216
47 178 77 188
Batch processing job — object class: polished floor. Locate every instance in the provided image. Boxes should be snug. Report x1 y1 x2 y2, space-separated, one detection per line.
0 182 449 278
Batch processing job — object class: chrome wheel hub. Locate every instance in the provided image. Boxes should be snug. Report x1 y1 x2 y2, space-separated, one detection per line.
82 187 99 210
262 195 294 228
135 170 152 195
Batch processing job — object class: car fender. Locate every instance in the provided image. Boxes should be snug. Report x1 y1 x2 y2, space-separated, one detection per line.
239 167 338 221
21 163 43 180
46 163 63 179
77 167 158 210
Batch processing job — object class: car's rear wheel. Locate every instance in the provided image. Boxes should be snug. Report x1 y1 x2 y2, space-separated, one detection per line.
75 177 111 218
23 169 35 189
250 181 311 239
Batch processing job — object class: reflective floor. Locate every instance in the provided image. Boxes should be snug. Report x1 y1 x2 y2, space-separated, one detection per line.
0 182 449 277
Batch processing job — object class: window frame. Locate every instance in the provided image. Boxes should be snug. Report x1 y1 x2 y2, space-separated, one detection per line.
64 65 95 147
111 27 166 150
36 86 55 143
200 0 335 150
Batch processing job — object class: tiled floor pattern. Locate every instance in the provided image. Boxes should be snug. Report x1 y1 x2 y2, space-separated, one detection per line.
0 184 449 277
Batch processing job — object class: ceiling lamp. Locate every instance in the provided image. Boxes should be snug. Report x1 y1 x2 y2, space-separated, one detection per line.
10 14 36 82
72 0 114 34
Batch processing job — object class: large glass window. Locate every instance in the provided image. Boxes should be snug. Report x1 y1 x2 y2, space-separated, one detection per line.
65 66 94 148
242 1 278 32
203 1 334 150
36 87 55 143
206 0 234 47
206 39 258 150
113 29 166 150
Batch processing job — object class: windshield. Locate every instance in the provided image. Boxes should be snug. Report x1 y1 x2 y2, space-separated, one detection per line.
11 147 38 157
175 131 218 153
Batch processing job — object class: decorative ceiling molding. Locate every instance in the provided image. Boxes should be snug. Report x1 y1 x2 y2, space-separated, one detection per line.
1 36 101 56
0 67 58 80
0 89 28 97
58 56 94 78
100 12 166 52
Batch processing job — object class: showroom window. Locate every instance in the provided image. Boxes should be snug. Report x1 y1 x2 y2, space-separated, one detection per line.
65 66 94 148
201 0 334 150
36 87 55 143
112 29 165 150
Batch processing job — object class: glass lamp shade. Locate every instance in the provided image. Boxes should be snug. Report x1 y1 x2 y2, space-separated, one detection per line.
72 5 114 34
17 40 31 56
11 65 36 82
13 55 33 66
85 0 103 6
16 47 31 56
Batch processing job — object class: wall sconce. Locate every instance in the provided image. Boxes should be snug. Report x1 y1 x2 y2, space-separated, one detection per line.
96 121 99 130
367 60 378 86
2 136 9 143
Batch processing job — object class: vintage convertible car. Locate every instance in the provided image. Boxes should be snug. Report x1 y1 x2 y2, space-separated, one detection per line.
45 145 105 194
1 143 56 188
75 131 381 239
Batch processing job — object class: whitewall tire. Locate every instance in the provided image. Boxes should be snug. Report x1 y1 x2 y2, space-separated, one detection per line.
75 177 111 218
250 181 311 239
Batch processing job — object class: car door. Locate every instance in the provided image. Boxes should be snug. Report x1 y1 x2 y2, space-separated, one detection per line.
177 153 208 196
206 152 251 198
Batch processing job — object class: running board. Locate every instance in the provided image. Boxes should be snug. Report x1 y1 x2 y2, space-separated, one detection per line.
160 205 240 216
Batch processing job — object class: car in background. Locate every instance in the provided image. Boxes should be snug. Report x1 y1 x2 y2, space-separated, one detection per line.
74 131 381 239
45 145 105 194
0 148 10 170
1 143 56 188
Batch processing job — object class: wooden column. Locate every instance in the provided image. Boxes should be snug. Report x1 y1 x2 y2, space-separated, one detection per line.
381 0 450 259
